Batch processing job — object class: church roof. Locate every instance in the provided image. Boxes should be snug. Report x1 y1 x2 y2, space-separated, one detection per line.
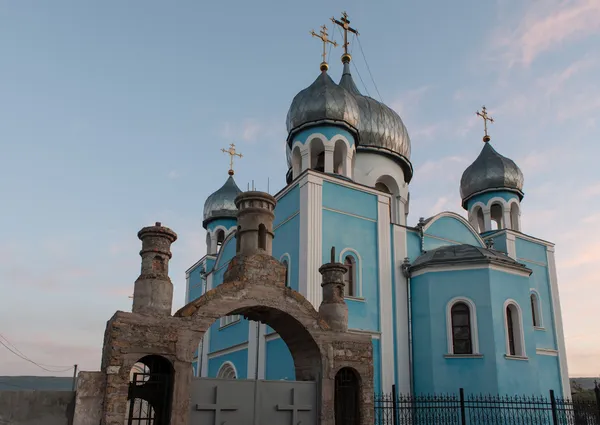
339 61 413 182
410 244 531 275
460 142 524 208
286 70 360 140
203 175 242 228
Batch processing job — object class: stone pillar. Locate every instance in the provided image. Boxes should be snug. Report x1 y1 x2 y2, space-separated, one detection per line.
318 247 348 331
324 146 334 173
483 208 492 231
132 222 177 316
503 207 511 230
235 191 277 256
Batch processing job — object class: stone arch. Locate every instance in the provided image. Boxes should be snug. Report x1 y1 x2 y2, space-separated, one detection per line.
333 138 349 175
175 276 325 381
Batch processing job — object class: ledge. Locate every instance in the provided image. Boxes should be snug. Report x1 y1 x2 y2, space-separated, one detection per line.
219 318 241 330
345 296 366 302
504 355 529 361
444 354 484 359
534 326 546 331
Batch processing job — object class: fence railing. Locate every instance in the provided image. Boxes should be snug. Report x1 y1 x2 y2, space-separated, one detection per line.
374 386 600 425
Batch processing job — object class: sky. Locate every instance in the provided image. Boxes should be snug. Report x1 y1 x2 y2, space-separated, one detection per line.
0 0 598 378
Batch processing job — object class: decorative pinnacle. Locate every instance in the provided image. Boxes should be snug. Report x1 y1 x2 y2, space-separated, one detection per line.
221 143 243 175
476 106 494 143
331 12 359 61
310 25 337 71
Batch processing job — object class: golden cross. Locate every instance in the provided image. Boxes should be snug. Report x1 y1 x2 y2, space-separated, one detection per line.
221 143 243 175
476 106 494 142
310 25 337 71
331 12 359 58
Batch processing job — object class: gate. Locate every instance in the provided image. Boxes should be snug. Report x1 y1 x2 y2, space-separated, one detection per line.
335 368 360 425
126 356 174 425
191 377 317 425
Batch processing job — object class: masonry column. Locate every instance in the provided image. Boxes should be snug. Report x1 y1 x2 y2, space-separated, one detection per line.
318 247 348 331
132 222 177 316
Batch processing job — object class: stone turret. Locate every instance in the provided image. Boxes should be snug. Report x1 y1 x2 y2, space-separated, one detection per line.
318 247 348 331
234 191 276 256
132 222 177 316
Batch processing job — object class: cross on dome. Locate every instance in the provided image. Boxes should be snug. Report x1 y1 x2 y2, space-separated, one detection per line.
476 106 494 143
331 11 359 63
221 143 243 175
310 25 337 71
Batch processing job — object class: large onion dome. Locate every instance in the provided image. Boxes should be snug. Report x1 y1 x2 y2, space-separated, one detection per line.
460 141 524 208
339 61 413 182
202 175 242 228
286 70 360 141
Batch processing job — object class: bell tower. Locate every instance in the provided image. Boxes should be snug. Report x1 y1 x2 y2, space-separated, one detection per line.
234 191 277 256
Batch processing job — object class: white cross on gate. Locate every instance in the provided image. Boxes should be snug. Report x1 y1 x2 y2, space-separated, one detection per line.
276 388 312 425
195 386 238 425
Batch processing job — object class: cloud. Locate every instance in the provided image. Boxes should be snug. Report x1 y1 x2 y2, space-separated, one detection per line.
415 156 468 181
391 85 432 116
219 119 266 144
168 170 180 179
494 0 600 67
536 55 598 96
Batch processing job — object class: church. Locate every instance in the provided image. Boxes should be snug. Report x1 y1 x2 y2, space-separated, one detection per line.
185 15 570 398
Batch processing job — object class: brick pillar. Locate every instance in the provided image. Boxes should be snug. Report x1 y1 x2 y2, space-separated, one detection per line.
132 222 177 316
234 191 277 256
318 247 348 331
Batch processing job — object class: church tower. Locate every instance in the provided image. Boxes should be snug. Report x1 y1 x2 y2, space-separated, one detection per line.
460 107 524 233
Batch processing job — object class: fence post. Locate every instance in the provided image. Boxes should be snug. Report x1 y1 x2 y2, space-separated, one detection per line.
391 384 398 425
549 389 559 425
459 388 466 425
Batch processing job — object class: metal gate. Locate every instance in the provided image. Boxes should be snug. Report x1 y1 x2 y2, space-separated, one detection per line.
335 368 360 425
191 377 317 425
127 370 173 425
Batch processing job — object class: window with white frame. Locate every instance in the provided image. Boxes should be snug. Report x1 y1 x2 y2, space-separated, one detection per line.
343 255 356 297
530 291 542 328
505 301 526 357
216 362 237 379
446 297 479 355
219 315 240 328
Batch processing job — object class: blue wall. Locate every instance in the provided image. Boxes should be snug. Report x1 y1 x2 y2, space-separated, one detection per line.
372 339 381 394
425 216 482 247
322 181 378 220
292 126 356 146
207 218 236 233
273 185 300 291
207 348 248 379
265 337 295 380
515 237 548 264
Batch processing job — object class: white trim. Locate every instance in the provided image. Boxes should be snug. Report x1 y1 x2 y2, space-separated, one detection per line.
410 263 531 278
265 332 281 342
377 195 395 393
207 341 248 359
322 206 377 222
318 169 392 198
257 323 266 379
290 132 355 179
503 299 526 357
298 173 323 308
517 257 547 267
546 248 571 397
505 232 517 259
273 211 299 231
247 321 258 379
279 253 292 287
216 361 238 379
446 297 480 355
393 225 411 394
347 328 381 338
422 211 486 248
536 348 559 356
185 272 191 304
339 248 363 297
274 181 300 202
219 315 241 328
200 273 213 377
529 289 543 328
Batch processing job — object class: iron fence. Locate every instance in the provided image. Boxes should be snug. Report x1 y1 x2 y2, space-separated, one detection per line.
374 387 600 425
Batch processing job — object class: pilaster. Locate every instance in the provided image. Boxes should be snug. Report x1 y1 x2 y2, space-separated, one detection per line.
546 246 571 397
200 273 213 377
324 146 334 173
393 225 411 394
299 172 323 308
378 195 395 393
506 231 517 259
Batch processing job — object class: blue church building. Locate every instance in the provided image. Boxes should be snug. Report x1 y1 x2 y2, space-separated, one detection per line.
184 31 570 398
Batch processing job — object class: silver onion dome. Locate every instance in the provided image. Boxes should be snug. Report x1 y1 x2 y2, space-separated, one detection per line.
203 175 242 228
286 70 360 141
339 61 413 182
460 142 524 208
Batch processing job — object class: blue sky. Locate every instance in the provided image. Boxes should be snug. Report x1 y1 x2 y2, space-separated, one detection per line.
0 0 598 377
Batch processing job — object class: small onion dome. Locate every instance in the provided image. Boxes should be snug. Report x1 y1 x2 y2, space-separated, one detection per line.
339 61 413 182
460 142 524 208
286 70 360 142
202 175 242 229
410 244 530 275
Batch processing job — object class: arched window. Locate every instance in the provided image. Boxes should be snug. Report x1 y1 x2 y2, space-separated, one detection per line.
258 224 267 250
291 146 302 179
451 303 472 354
309 138 325 172
530 291 542 328
333 139 348 176
282 259 289 287
215 229 225 252
446 298 479 355
216 362 237 379
510 202 520 231
375 182 391 193
343 256 355 297
490 203 503 230
505 301 526 357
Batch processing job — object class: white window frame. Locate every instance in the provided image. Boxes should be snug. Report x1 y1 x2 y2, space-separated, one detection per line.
339 248 363 298
216 361 237 379
504 299 527 358
530 289 544 329
219 315 240 328
446 297 480 355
